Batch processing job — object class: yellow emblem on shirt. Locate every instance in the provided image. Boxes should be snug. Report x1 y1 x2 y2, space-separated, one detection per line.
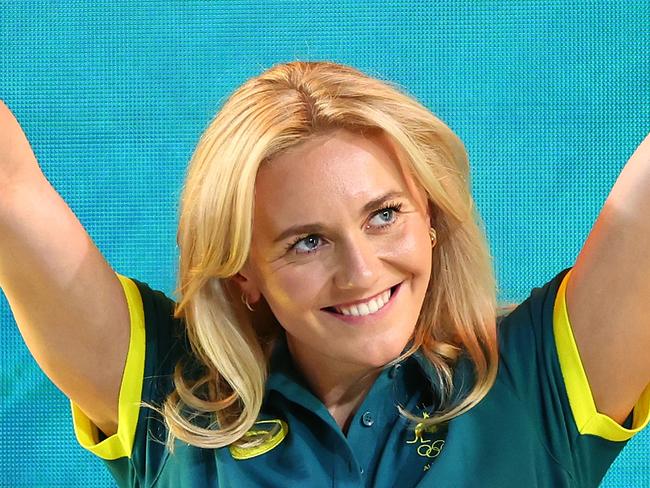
229 419 289 460
406 412 447 462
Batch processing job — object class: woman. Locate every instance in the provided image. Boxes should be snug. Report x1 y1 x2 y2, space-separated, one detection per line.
1 61 648 487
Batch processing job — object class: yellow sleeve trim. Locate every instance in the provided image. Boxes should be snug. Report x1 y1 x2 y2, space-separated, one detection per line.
70 272 146 460
553 268 650 442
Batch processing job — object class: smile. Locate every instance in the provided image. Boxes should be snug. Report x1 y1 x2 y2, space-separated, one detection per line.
322 282 402 323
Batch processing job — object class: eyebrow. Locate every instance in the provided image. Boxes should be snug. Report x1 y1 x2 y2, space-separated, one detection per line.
272 190 408 244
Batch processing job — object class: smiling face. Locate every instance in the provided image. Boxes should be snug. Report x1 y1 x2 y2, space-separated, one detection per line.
233 127 434 374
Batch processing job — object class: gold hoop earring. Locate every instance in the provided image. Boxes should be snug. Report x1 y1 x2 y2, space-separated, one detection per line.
429 227 437 247
241 293 255 312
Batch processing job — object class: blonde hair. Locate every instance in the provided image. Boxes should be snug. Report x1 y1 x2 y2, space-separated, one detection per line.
157 60 506 452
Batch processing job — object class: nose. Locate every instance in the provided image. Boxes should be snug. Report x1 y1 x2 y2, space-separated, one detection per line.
333 231 382 291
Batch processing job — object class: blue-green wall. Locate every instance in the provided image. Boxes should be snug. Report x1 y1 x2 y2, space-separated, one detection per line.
1 1 647 486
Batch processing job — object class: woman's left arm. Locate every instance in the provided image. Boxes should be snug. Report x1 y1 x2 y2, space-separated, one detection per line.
566 131 650 425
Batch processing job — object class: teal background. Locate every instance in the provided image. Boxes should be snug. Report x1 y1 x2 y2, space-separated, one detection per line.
0 1 648 486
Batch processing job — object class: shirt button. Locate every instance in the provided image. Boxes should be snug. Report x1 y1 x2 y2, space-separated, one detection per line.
389 363 402 378
361 411 374 427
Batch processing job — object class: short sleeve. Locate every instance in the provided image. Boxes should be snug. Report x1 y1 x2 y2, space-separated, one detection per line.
497 267 650 487
70 273 187 487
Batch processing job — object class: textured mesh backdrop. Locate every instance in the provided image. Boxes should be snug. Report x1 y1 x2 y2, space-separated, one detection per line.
0 1 648 487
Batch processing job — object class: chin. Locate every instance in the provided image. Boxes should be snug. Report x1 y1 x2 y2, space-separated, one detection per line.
346 334 412 369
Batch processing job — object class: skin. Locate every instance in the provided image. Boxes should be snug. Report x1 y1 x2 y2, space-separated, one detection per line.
231 127 435 432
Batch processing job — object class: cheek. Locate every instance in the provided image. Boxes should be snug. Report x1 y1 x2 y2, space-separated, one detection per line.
387 219 432 267
262 263 329 313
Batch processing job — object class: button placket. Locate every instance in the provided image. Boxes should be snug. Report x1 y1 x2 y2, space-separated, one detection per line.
361 411 375 427
345 364 396 484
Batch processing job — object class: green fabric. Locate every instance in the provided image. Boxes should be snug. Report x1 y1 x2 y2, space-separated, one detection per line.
104 268 633 487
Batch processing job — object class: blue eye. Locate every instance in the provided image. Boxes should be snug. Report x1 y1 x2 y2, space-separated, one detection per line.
285 202 404 256
373 205 401 228
291 235 323 254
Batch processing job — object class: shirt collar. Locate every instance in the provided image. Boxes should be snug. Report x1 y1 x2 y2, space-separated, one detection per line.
264 332 475 410
265 332 310 397
264 333 341 428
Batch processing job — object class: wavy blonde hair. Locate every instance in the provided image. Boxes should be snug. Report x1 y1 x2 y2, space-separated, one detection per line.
157 60 506 452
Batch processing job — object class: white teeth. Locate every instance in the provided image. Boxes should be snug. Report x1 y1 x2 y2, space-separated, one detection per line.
334 288 392 316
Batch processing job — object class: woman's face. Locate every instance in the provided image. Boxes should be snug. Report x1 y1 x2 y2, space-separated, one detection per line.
235 128 433 371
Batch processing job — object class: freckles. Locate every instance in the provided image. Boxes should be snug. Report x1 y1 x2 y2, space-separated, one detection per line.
270 266 325 308
388 223 424 257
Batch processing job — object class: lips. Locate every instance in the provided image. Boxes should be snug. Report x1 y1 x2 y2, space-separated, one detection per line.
322 281 403 323
322 283 400 313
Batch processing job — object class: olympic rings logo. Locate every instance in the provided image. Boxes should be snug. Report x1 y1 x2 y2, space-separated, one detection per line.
406 412 447 461
416 439 445 458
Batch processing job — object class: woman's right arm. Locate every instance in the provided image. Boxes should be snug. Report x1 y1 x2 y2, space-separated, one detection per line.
0 101 130 438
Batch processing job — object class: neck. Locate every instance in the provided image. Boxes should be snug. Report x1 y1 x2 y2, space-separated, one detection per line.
286 337 381 434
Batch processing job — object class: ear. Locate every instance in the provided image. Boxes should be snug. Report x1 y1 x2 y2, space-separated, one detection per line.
427 200 436 226
229 264 262 305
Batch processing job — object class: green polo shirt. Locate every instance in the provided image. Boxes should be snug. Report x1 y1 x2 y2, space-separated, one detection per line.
71 267 650 487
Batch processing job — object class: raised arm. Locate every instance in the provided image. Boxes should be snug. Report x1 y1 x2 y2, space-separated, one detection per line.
565 131 650 424
0 100 130 437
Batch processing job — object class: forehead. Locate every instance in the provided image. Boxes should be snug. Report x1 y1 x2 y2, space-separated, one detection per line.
250 128 428 248
255 128 417 212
